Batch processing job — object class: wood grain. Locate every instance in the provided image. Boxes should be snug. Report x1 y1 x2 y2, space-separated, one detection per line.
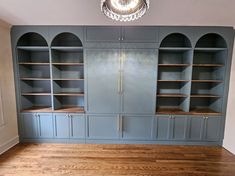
0 144 235 176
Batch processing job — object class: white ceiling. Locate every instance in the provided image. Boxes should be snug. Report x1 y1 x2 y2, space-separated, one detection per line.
0 0 235 26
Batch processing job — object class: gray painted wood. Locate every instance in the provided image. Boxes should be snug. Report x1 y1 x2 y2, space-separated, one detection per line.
86 49 120 113
37 113 54 138
121 116 153 140
54 113 70 139
87 115 119 140
155 115 171 140
20 113 38 139
70 114 86 139
171 115 188 140
122 49 157 114
204 116 221 141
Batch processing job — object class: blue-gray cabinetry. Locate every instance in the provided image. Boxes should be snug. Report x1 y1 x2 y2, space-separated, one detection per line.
20 113 53 140
11 26 234 146
54 113 85 139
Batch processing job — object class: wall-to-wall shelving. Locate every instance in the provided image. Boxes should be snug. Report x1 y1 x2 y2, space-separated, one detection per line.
12 26 234 145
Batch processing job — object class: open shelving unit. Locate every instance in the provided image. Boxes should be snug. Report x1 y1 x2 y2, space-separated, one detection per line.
51 32 85 113
17 33 52 112
156 33 227 115
190 34 227 115
157 33 192 114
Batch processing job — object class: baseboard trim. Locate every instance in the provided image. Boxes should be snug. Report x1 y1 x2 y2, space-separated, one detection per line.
0 136 19 155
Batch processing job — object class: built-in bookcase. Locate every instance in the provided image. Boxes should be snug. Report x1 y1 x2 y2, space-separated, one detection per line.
190 34 227 114
17 33 52 112
157 33 192 114
51 33 84 112
17 32 84 113
156 33 227 115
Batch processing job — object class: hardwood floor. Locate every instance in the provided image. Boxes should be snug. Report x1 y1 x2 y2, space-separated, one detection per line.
0 144 235 176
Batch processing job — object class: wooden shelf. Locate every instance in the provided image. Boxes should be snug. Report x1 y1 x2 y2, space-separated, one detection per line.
157 94 188 97
191 94 220 98
158 80 189 82
21 106 52 113
21 92 51 96
158 64 190 67
17 46 49 51
156 108 188 115
156 107 222 115
54 106 85 113
51 46 83 52
54 92 84 96
52 63 84 66
20 78 51 81
193 64 224 67
194 48 227 52
19 62 50 65
159 47 192 51
53 78 84 81
192 80 223 83
189 108 222 115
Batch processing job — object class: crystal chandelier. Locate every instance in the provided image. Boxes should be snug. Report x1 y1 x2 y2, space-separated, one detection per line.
101 0 150 22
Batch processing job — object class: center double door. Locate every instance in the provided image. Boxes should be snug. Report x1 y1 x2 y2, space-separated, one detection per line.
86 47 157 114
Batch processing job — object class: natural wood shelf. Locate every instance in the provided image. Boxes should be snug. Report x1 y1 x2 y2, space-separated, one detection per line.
156 108 188 115
21 92 51 96
194 48 227 52
21 106 53 113
191 94 220 98
158 80 189 82
53 78 84 81
54 106 85 113
17 46 49 51
156 107 222 115
52 63 84 66
158 64 190 67
157 93 188 97
54 92 84 96
192 80 223 83
20 78 51 81
193 64 224 67
189 108 222 115
51 46 83 52
19 62 50 65
159 47 192 51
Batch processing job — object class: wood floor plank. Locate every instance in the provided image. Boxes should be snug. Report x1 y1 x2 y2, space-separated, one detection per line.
0 144 235 176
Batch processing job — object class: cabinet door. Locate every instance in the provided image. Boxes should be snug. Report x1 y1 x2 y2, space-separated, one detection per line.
20 113 38 139
122 116 153 140
87 49 121 113
87 115 119 140
70 114 86 139
155 115 171 140
204 116 221 141
188 116 204 141
86 26 121 42
54 113 70 139
171 116 188 140
38 113 54 138
122 27 158 43
122 49 157 114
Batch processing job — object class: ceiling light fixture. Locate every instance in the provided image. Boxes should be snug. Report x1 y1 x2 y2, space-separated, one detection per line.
101 0 150 22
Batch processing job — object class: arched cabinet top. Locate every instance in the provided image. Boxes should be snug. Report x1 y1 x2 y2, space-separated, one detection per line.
195 33 227 48
51 32 83 47
160 33 192 48
17 32 48 46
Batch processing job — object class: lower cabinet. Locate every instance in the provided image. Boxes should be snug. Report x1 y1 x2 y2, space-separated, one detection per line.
20 113 54 139
54 113 85 139
155 115 188 140
20 113 222 143
121 116 153 140
87 115 120 139
20 113 38 139
188 116 221 142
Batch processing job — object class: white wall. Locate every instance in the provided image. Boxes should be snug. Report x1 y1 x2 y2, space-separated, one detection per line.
0 19 18 154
